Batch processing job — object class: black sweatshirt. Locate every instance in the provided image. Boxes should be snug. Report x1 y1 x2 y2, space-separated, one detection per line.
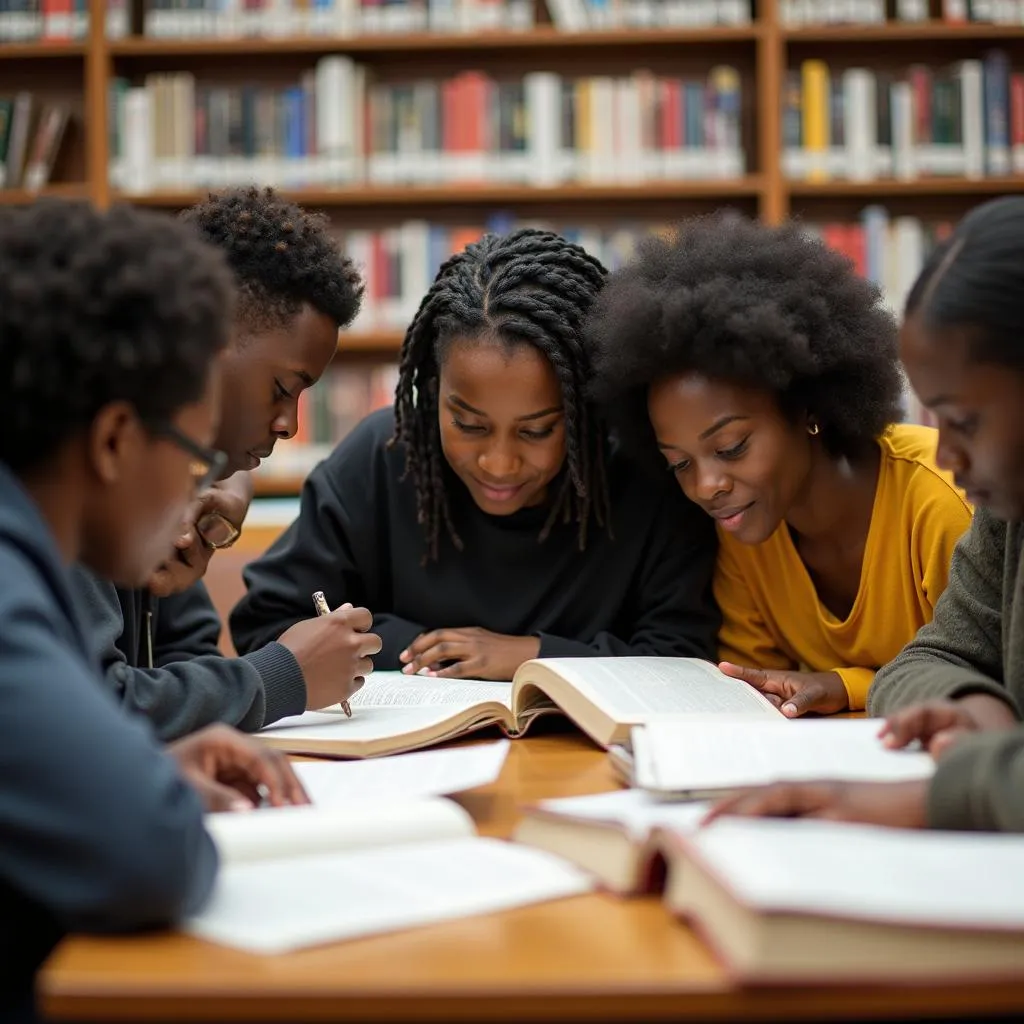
231 407 720 671
0 464 216 1018
69 568 306 741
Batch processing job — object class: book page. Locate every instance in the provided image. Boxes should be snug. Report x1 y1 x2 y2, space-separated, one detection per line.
636 718 935 793
690 818 1024 929
529 657 782 721
205 798 475 865
185 836 594 954
293 741 510 806
538 788 711 840
260 671 513 743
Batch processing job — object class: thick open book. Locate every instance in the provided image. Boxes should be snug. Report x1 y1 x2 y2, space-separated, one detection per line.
258 657 780 758
513 788 709 895
658 817 1024 982
186 798 593 954
632 718 936 797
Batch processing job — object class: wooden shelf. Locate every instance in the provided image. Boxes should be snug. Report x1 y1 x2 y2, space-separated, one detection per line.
115 178 766 208
0 183 90 203
108 25 762 57
788 177 1024 196
784 21 1024 41
0 40 86 58
339 331 403 353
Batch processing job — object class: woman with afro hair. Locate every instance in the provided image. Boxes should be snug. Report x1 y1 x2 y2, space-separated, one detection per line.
586 213 972 718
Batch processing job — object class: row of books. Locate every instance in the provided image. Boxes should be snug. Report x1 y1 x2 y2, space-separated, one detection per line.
137 0 751 36
108 63 745 192
0 0 129 40
783 0 1024 22
0 93 70 190
783 53 1023 181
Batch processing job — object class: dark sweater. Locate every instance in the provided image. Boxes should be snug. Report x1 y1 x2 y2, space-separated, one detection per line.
868 508 1024 830
69 569 306 742
0 464 216 1017
231 407 720 670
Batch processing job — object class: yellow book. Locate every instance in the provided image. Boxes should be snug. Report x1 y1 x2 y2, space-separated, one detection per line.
801 59 831 182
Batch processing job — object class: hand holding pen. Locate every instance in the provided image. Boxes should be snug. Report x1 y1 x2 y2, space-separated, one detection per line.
275 593 381 716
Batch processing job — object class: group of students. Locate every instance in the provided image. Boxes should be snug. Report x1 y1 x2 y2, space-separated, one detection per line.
3 183 1024 1018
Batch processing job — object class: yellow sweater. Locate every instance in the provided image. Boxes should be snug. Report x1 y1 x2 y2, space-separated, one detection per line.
714 424 972 710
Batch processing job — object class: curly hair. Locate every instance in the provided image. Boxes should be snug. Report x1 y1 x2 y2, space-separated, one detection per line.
0 198 233 475
179 186 363 334
391 227 610 562
906 196 1024 370
586 213 904 463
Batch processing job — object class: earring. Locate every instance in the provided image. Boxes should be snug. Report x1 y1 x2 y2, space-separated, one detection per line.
808 421 820 436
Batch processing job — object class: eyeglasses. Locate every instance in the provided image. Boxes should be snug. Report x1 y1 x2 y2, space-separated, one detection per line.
151 423 229 494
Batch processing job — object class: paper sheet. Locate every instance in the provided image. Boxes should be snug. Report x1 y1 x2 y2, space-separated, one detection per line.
538 788 711 840
185 836 594 953
293 740 510 806
636 717 935 793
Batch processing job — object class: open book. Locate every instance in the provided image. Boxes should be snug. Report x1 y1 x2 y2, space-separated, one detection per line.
513 788 710 895
658 817 1024 982
631 718 936 797
258 657 781 758
186 798 593 954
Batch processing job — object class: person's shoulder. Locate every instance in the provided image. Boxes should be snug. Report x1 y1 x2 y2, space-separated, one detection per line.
879 423 971 517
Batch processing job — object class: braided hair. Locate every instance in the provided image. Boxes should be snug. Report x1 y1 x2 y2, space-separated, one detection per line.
391 228 610 562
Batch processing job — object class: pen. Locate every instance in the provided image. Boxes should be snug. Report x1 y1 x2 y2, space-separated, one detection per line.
312 591 352 718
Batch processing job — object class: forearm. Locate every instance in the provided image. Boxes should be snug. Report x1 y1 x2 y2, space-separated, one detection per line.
114 644 304 740
868 654 1016 716
929 728 1024 832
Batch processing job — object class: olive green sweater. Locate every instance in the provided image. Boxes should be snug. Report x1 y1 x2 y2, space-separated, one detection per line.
868 508 1024 831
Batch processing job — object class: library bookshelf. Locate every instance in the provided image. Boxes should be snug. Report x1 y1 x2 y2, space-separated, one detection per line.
2 0 1023 493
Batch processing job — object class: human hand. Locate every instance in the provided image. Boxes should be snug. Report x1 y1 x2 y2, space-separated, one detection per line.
718 663 850 717
880 694 1017 758
702 778 930 829
278 603 382 710
147 476 252 598
167 723 309 812
399 628 540 680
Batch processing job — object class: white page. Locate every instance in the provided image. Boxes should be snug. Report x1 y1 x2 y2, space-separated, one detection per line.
536 657 782 721
260 671 513 743
293 741 510 806
185 836 594 954
692 818 1024 929
538 788 711 840
636 718 935 793
205 798 474 865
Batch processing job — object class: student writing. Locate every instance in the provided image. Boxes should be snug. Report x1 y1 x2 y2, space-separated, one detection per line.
70 187 381 741
586 214 972 715
0 200 306 1022
231 228 720 680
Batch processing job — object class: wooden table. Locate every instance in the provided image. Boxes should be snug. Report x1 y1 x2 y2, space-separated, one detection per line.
40 725 1024 1022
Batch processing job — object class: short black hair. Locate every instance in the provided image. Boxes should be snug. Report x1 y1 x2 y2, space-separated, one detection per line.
0 198 233 475
391 227 609 562
180 186 363 334
586 213 903 463
906 196 1024 370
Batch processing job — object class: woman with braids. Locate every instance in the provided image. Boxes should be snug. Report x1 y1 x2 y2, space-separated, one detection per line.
232 228 719 680
586 213 972 718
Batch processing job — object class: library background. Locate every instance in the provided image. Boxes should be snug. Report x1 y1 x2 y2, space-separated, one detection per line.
2 0 1021 502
